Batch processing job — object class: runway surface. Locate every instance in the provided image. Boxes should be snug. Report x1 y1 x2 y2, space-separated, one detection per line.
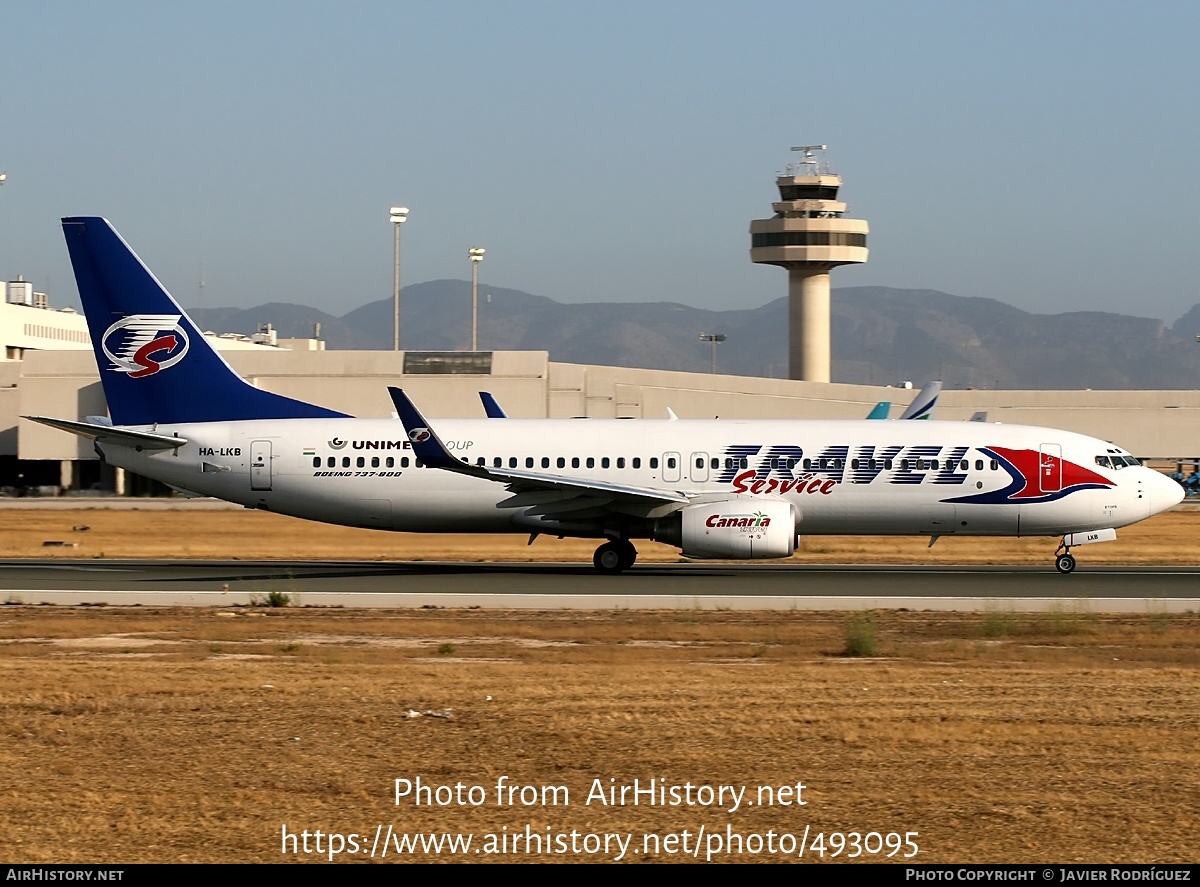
1 559 1197 612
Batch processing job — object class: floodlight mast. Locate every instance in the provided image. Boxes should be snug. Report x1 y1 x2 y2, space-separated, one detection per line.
699 332 727 374
468 247 485 350
389 206 409 351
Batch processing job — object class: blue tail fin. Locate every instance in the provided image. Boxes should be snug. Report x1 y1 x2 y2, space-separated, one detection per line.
62 217 348 425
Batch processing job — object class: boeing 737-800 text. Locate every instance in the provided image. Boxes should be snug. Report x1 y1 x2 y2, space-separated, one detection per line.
28 218 1183 574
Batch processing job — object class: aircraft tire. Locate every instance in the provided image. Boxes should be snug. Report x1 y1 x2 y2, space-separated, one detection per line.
616 539 637 571
594 542 626 574
1055 553 1077 574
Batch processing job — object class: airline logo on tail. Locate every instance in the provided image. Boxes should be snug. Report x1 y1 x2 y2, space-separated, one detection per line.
101 315 190 379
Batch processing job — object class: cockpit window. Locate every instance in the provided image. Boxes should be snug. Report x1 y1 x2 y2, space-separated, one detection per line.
1095 455 1113 469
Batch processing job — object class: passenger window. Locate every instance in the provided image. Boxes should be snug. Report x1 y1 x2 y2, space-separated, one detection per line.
601 457 610 468
526 457 534 468
650 457 659 469
386 457 395 468
571 457 580 468
557 457 565 468
667 457 677 469
975 460 983 471
327 456 335 468
740 458 748 469
541 457 550 468
509 457 517 468
400 457 409 468
696 457 704 469
586 457 595 468
960 460 968 471
493 457 502 468
803 459 812 470
990 460 998 470
851 459 859 470
711 458 719 469
415 459 424 468
312 457 321 468
356 456 365 468
884 459 893 470
476 457 485 466
371 456 380 468
342 456 351 468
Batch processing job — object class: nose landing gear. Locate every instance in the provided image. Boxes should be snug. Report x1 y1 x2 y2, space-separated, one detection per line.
1054 538 1076 574
593 539 638 574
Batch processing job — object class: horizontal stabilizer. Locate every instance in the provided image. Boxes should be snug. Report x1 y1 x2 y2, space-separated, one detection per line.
24 416 186 450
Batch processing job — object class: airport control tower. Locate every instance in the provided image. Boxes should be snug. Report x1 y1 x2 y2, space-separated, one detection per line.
750 146 868 382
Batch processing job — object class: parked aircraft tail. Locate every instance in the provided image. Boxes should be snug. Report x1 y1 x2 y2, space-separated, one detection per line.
898 381 942 420
61 217 348 426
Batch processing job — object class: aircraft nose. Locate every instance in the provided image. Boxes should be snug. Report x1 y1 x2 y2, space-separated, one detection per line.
1148 468 1185 515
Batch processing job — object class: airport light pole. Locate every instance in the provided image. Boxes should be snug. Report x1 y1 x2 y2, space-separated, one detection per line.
390 206 409 351
469 247 485 351
699 333 726 374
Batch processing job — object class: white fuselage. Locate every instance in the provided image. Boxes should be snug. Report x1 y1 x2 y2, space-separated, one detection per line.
100 417 1178 540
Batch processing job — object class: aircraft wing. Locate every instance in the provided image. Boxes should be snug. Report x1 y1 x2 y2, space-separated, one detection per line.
24 415 187 450
388 388 688 509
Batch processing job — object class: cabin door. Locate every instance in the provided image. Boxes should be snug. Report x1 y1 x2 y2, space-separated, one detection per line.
1038 443 1062 493
251 440 273 491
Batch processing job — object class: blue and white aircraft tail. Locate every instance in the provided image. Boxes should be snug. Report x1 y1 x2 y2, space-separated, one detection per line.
898 381 941 421
864 381 940 420
61 217 346 426
28 216 1184 574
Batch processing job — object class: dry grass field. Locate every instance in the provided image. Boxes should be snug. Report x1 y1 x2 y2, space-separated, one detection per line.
0 505 1197 864
0 503 1197 565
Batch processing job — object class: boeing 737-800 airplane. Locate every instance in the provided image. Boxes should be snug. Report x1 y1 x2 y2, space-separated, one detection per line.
28 218 1183 574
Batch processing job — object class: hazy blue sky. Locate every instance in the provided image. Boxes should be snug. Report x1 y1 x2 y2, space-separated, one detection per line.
1 1 1197 323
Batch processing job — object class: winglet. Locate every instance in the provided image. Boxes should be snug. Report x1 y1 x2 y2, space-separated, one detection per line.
479 391 508 418
388 387 486 475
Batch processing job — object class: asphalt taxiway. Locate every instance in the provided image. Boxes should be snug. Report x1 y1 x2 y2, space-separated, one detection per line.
1 559 1197 612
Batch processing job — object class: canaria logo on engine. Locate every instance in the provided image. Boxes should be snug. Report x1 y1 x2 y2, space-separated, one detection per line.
101 314 190 379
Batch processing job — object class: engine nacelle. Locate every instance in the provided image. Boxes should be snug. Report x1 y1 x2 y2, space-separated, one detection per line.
667 497 796 560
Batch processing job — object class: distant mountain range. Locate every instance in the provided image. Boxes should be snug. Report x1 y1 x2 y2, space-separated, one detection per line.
188 283 1200 390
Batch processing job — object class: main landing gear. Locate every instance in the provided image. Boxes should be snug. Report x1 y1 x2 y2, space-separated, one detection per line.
593 539 638 574
1054 538 1077 574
